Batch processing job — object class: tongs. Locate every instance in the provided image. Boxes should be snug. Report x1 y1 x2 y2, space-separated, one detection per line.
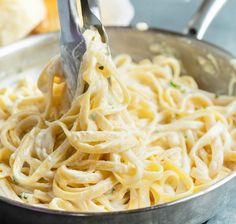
57 0 108 98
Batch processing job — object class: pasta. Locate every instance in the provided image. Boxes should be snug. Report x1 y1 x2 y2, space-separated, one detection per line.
0 29 235 212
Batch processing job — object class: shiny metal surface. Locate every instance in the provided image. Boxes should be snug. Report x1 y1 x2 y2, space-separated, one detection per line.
82 0 108 44
185 0 228 40
57 0 86 97
0 28 236 224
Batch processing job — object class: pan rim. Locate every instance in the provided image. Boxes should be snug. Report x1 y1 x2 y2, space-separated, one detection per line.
0 26 235 58
0 171 235 217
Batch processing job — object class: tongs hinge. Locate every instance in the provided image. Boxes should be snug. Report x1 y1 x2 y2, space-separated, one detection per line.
57 0 108 98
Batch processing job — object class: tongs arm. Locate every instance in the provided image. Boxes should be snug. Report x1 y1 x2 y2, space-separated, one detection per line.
57 0 83 43
57 0 108 98
57 0 86 98
81 0 107 43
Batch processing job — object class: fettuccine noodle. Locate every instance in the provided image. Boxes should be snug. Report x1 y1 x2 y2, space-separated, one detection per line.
0 30 235 212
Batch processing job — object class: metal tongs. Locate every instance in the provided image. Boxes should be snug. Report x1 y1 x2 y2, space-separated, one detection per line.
57 0 108 98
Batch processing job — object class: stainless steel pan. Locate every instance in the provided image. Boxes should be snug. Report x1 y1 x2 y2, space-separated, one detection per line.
0 1 235 224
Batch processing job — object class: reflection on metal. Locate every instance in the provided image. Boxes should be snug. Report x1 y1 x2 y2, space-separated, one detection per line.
185 0 228 40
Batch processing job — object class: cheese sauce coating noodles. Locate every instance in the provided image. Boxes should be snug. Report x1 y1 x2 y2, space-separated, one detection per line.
0 30 235 212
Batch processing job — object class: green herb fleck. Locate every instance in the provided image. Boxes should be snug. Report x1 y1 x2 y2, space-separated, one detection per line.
175 113 181 118
98 65 104 70
108 77 112 86
111 188 115 194
12 175 18 184
169 80 180 89
17 68 23 74
184 134 188 139
215 94 219 99
19 192 28 200
90 113 96 121
181 89 186 94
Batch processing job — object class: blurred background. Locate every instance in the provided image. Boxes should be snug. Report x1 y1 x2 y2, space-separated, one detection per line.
0 0 236 55
131 0 236 55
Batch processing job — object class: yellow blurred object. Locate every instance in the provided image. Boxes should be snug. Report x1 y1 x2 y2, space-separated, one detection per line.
33 0 60 33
